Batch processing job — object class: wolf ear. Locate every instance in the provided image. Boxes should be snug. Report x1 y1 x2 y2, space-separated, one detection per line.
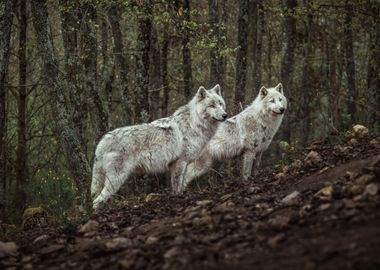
260 86 268 99
212 84 222 96
276 83 283 94
197 86 207 100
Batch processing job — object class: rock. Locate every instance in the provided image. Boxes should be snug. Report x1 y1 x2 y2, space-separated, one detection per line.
39 244 64 256
268 215 291 230
314 185 333 201
268 233 286 247
370 138 379 145
349 184 363 195
353 124 369 138
164 246 181 259
196 200 213 206
318 203 332 211
364 183 378 196
33 234 50 245
78 220 99 233
345 171 358 181
145 193 163 202
275 172 285 180
354 174 374 186
0 241 18 258
119 259 134 269
305 151 323 166
290 159 302 171
145 236 159 245
348 138 358 146
281 191 300 205
105 237 132 250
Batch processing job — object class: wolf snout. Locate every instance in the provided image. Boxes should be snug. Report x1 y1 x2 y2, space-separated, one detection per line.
280 108 285 113
222 113 228 120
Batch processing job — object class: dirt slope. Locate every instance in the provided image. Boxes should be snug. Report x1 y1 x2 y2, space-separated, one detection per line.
2 135 380 270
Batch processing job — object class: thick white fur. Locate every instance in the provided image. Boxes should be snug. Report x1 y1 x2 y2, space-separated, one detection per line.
91 85 227 209
182 83 287 190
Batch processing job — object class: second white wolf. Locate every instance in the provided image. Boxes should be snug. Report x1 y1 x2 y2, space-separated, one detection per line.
182 83 287 191
91 85 227 209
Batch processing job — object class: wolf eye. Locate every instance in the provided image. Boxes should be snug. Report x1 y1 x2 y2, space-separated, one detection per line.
270 99 275 103
210 104 216 108
279 98 283 102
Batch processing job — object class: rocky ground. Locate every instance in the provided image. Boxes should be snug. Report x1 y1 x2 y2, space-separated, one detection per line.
1 131 380 270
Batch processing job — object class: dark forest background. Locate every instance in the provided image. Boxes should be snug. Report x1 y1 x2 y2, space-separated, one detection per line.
0 0 379 223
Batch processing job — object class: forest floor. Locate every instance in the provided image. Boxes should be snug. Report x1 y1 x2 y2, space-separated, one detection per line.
1 132 380 270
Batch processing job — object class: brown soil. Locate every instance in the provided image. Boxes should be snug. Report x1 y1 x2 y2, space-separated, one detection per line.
2 136 380 270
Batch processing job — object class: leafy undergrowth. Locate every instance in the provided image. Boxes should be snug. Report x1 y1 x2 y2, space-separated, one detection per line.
1 134 380 270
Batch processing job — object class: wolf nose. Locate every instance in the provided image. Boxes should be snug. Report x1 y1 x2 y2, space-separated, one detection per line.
222 113 228 119
280 108 285 113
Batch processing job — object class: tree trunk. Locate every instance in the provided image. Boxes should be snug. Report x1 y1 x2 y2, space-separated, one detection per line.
252 0 264 91
182 0 193 99
134 2 152 123
367 3 380 130
31 0 91 208
208 0 225 88
0 0 16 220
300 9 313 146
108 6 132 124
234 0 249 108
149 26 161 120
15 0 28 211
279 0 297 143
81 4 107 141
161 31 169 117
343 0 357 125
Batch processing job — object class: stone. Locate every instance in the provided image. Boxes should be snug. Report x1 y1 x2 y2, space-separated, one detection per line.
33 234 49 245
196 200 213 206
281 191 300 205
348 138 358 146
145 193 163 202
364 183 378 196
105 237 132 250
0 241 18 258
305 151 323 166
78 220 99 233
352 124 369 138
354 174 374 186
314 185 333 201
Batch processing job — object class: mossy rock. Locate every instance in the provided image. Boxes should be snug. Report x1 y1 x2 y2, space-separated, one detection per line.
22 207 48 230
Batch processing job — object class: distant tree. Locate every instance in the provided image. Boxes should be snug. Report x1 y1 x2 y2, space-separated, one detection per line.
134 1 152 123
234 0 249 108
343 0 357 124
31 0 91 208
0 0 16 220
182 0 193 99
280 0 297 143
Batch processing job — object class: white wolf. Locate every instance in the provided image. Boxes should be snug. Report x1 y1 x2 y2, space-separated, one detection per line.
91 85 227 209
182 83 287 191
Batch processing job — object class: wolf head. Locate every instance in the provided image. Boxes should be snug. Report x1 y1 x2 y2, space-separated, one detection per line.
258 83 287 117
195 84 228 122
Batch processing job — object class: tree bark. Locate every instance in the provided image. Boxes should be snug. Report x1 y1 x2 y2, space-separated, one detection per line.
182 0 193 99
300 9 313 146
367 3 380 130
31 0 91 208
108 5 132 124
234 0 249 108
15 0 28 211
81 4 107 141
134 2 152 123
279 0 297 143
161 31 169 117
149 25 161 120
0 0 16 221
252 0 264 91
343 0 357 124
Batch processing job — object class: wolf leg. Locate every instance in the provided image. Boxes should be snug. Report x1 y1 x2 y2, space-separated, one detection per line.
253 151 263 176
181 150 214 192
242 151 255 180
93 160 135 209
91 158 105 198
170 160 188 194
